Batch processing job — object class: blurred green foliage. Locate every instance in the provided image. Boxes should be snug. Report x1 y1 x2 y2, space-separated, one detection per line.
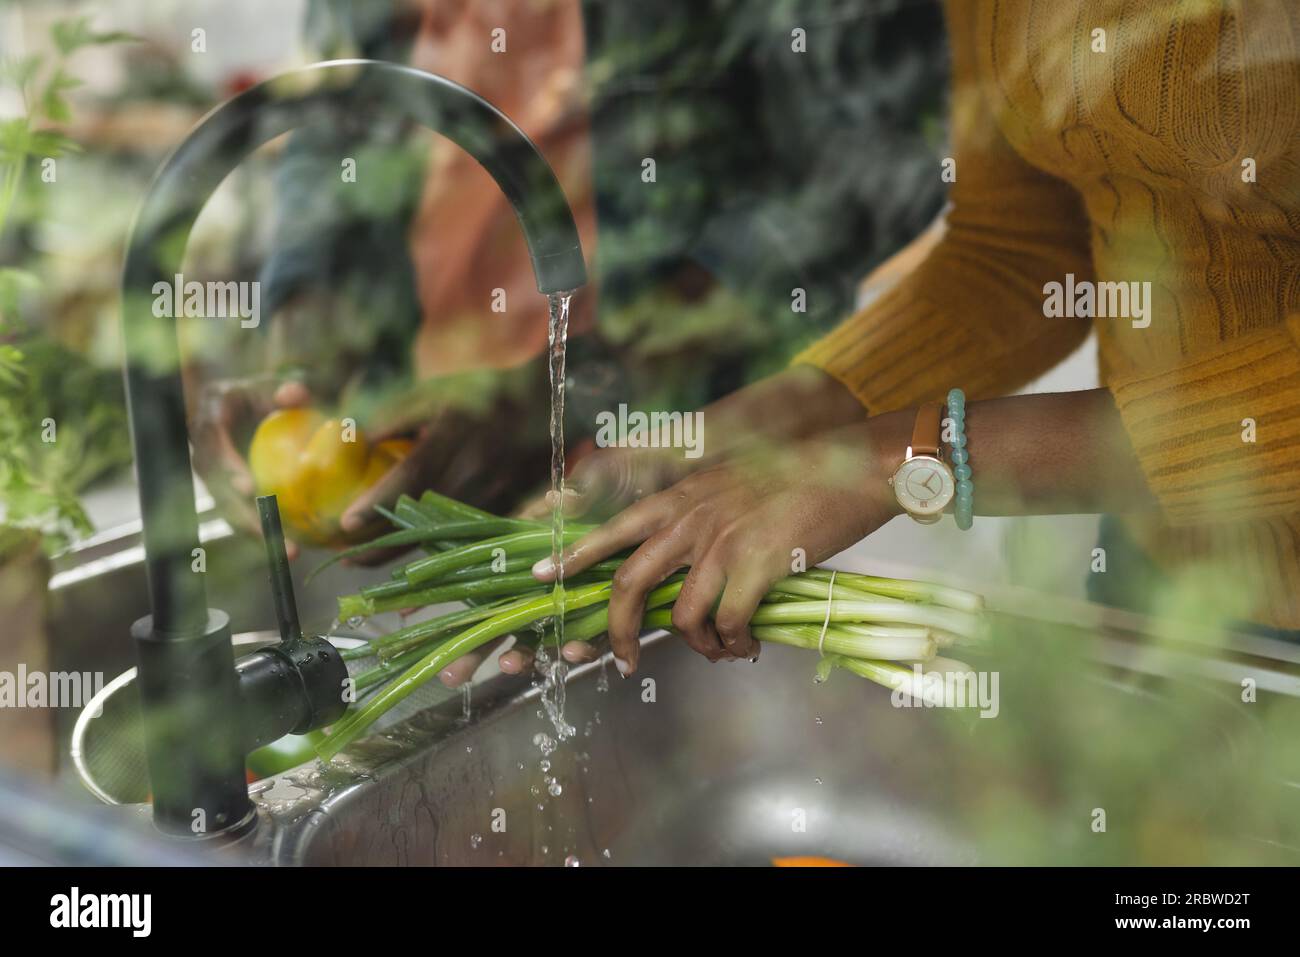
581 0 949 392
916 518 1300 864
0 16 137 557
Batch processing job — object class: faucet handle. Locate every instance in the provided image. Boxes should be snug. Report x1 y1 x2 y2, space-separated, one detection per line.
256 495 303 645
238 494 350 745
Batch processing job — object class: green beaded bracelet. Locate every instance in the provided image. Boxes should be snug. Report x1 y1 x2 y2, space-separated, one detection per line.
947 387 973 530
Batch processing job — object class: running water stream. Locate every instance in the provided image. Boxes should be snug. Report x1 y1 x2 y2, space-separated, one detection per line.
540 291 575 740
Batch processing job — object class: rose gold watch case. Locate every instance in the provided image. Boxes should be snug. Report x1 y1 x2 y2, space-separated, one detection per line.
888 450 956 523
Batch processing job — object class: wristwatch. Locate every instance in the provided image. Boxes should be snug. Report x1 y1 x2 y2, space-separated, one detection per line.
887 403 955 524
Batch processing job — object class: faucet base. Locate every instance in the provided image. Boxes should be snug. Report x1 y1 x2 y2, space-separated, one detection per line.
132 609 253 839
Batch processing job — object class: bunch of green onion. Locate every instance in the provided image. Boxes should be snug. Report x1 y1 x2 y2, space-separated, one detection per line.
312 490 986 762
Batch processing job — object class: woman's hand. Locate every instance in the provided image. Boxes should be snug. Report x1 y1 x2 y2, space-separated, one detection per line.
516 444 694 522
444 367 870 688
489 366 872 677
191 378 313 560
517 366 867 523
532 416 909 674
426 445 688 688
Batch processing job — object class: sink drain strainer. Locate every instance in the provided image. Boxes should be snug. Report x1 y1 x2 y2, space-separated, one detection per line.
70 628 453 804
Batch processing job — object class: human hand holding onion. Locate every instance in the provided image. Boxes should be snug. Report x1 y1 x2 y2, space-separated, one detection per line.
446 367 871 688
429 444 696 689
531 421 908 675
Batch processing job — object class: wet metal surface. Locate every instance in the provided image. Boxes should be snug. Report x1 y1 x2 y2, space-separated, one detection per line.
249 633 979 866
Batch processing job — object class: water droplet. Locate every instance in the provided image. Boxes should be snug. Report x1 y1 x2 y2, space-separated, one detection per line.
814 777 822 785
470 833 483 849
540 759 551 773
815 716 823 726
602 848 611 859
564 854 581 867
548 779 563 797
346 615 365 629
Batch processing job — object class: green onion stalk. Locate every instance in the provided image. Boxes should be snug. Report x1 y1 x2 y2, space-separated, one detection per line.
315 493 986 762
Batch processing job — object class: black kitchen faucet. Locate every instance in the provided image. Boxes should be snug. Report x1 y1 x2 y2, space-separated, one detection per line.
119 59 587 838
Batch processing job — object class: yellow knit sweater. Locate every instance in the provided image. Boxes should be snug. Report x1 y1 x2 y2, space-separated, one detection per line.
796 0 1300 627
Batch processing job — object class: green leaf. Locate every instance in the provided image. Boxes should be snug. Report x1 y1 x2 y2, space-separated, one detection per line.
40 68 81 124
51 17 95 54
0 54 42 91
0 344 25 388
41 93 69 124
51 17 138 54
0 268 40 321
0 118 32 165
43 68 82 94
89 30 140 46
27 130 80 158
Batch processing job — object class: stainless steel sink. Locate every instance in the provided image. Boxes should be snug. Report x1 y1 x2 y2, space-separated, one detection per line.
241 617 1300 867
45 516 1300 866
249 631 976 866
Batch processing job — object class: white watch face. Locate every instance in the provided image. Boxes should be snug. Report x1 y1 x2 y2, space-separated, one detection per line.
891 456 955 516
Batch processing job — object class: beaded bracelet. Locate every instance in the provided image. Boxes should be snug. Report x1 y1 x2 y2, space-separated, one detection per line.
947 387 973 530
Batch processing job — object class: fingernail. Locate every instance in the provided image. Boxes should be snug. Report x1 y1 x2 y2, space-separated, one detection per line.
231 473 253 495
614 656 631 677
340 513 361 532
440 669 456 685
532 556 554 578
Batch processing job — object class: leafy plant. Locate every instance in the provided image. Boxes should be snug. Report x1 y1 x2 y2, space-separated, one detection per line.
0 16 137 557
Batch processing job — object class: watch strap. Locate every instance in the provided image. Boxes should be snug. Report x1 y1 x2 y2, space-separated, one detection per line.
910 402 943 457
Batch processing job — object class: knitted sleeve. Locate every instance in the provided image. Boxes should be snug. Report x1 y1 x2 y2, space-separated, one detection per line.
793 0 1094 413
1108 315 1300 525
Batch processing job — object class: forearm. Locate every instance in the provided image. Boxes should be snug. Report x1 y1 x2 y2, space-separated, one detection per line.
862 389 1158 517
694 365 866 465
